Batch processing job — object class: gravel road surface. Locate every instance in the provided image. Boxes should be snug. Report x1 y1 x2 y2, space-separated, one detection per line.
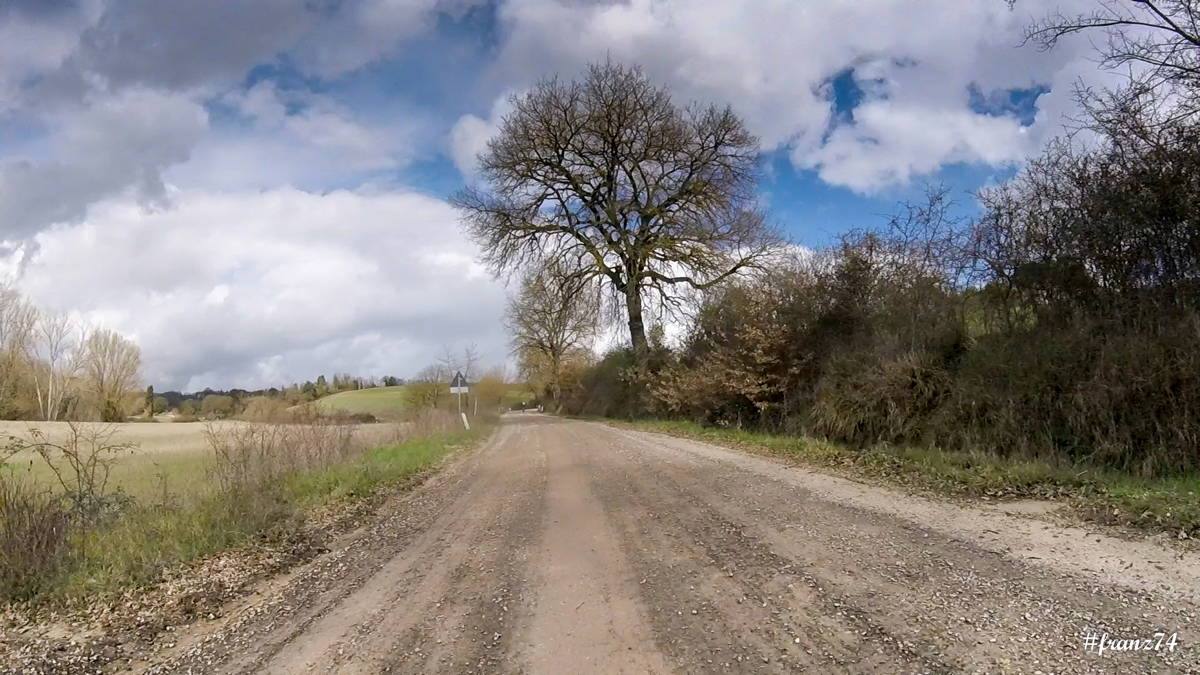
138 414 1198 674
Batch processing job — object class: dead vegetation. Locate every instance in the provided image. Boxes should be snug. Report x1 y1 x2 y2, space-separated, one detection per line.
0 408 469 607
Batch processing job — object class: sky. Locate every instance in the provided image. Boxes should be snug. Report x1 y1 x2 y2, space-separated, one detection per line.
0 0 1120 391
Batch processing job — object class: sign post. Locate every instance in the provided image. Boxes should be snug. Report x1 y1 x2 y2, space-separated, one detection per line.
450 371 470 429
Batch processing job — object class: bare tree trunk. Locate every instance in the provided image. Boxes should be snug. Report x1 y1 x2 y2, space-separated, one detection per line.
625 282 648 359
549 355 562 413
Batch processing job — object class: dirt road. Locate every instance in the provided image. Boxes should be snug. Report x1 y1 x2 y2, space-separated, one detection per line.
141 415 1197 673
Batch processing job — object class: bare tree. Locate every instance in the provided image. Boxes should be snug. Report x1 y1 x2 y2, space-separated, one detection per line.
1021 0 1200 121
453 62 780 359
507 260 599 410
438 344 481 382
461 343 481 383
28 311 84 421
408 363 449 409
81 328 141 422
0 285 36 417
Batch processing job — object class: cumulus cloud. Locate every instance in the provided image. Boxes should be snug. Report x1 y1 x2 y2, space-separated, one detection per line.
18 0 478 100
0 0 463 239
172 82 417 191
0 0 1138 389
449 95 514 179
458 0 1107 192
293 0 485 78
0 1 102 112
14 188 508 390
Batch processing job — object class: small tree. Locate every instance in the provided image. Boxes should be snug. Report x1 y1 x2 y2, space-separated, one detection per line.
507 260 599 410
407 364 448 409
455 62 780 361
27 310 84 421
81 328 141 422
200 394 235 419
0 285 36 419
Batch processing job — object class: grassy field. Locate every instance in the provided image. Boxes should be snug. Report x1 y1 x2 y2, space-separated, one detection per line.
313 384 539 417
312 386 411 417
56 426 487 599
1 410 490 603
0 420 400 501
2 420 227 501
615 419 1200 538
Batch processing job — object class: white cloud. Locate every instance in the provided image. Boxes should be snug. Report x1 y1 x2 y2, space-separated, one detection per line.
13 188 508 390
466 0 1107 192
0 0 1146 392
176 83 417 191
449 95 514 179
798 102 1033 192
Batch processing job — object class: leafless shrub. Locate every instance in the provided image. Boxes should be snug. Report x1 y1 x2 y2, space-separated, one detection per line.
206 416 356 493
207 407 463 494
0 477 71 600
811 352 952 446
401 408 459 440
4 423 136 525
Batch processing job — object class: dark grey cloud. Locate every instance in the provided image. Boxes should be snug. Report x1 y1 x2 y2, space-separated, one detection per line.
0 88 206 239
71 0 317 91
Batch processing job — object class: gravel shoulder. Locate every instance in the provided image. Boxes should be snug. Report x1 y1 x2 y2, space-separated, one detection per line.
127 414 1197 673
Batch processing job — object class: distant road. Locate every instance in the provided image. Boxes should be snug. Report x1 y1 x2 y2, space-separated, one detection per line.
144 415 1198 673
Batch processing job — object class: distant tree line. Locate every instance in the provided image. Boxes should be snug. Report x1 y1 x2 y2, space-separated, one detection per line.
402 344 523 413
0 287 410 423
161 373 407 420
0 286 141 422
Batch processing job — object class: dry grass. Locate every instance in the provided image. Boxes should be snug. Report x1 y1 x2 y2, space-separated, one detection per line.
0 420 404 501
618 419 1200 540
0 409 486 603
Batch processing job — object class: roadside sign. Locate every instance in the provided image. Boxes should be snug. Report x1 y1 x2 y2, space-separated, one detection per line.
450 371 468 394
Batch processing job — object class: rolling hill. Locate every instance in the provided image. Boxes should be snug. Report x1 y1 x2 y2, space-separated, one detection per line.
312 386 410 417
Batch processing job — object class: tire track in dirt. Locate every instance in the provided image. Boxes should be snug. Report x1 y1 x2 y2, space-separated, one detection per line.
601 423 1197 673
586 427 937 672
513 421 671 673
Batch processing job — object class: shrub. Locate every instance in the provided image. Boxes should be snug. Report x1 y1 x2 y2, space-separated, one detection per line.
5 423 136 526
811 351 951 446
0 477 71 600
239 396 290 422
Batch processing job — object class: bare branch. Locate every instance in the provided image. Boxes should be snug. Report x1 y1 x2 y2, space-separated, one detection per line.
453 62 782 357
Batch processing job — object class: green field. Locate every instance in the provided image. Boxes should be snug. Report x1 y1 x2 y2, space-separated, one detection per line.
312 386 411 417
313 383 539 418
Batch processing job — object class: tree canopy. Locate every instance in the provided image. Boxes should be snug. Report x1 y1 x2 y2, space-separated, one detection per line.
454 62 779 357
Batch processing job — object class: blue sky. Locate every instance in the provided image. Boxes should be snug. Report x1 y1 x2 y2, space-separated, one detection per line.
0 0 1115 389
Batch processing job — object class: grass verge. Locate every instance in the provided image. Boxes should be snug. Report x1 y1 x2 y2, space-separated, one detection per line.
610 419 1200 540
22 425 489 604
